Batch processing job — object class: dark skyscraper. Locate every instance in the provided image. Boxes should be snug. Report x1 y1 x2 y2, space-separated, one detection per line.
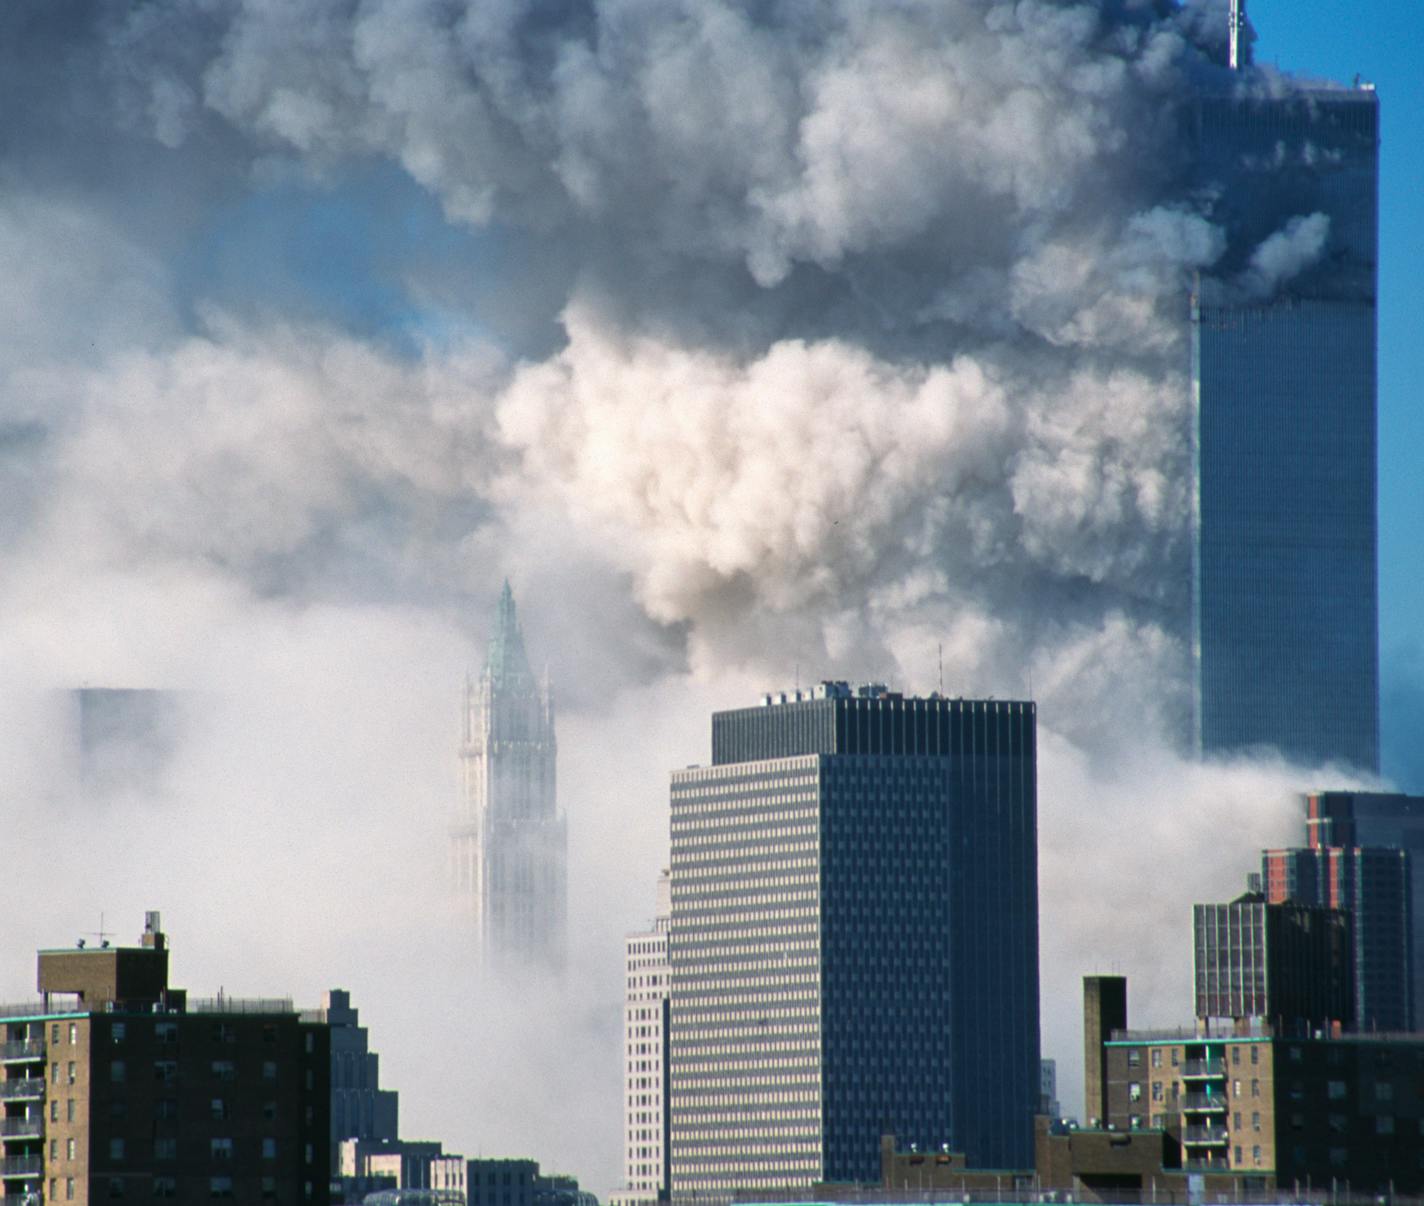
1304 791 1424 1027
667 682 1039 1204
1263 844 1412 1032
453 583 565 968
1191 78 1380 771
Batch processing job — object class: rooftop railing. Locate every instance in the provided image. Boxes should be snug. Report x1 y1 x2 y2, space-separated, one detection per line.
187 997 294 1016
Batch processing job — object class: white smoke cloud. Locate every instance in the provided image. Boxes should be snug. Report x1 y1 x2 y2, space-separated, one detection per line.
0 0 1385 1193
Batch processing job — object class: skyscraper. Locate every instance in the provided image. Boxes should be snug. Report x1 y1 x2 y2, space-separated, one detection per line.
667 682 1039 1204
1263 844 1413 1032
453 583 565 968
1191 44 1380 770
1304 790 1424 1027
615 872 670 1206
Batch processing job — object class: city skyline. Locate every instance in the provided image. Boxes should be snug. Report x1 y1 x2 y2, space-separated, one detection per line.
0 0 1420 1198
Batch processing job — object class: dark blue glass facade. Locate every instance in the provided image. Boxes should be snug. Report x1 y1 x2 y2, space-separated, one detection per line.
669 695 1038 1202
1191 90 1379 772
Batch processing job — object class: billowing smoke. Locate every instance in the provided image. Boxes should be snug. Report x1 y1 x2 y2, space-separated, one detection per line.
0 0 1382 1192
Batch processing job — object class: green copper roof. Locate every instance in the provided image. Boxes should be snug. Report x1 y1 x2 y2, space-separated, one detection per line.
486 581 535 688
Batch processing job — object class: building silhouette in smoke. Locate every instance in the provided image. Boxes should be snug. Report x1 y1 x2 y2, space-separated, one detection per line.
1191 22 1380 771
667 681 1039 1204
454 583 566 969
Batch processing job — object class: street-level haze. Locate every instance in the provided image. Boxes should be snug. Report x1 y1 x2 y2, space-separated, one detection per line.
0 0 1381 1193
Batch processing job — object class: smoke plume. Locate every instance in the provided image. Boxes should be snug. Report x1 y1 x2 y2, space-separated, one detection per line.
0 0 1385 1191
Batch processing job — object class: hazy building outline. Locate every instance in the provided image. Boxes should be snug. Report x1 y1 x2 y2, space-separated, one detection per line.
453 583 566 969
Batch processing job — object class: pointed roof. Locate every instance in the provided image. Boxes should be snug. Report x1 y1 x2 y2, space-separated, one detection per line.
485 580 535 688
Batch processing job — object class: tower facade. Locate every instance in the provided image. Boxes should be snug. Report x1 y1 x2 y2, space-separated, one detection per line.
616 872 671 1206
1191 81 1380 771
454 583 566 968
668 682 1039 1204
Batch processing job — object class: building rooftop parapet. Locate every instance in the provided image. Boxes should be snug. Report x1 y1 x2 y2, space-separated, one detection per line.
186 996 295 1015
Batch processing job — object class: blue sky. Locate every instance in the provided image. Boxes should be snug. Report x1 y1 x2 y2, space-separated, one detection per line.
1254 1 1424 661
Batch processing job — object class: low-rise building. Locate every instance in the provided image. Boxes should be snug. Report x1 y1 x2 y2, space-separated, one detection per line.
0 912 330 1204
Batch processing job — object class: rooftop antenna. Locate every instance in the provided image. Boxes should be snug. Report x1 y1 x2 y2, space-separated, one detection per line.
1228 0 1246 71
83 913 113 950
938 643 944 694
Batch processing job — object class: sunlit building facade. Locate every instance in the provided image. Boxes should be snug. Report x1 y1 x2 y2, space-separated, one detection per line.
668 684 1039 1204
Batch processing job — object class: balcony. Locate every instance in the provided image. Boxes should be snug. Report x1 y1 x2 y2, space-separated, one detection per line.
0 1119 40 1141
1182 1057 1226 1078
1182 1125 1229 1145
1181 1092 1227 1112
0 1082 42 1103
0 1045 41 1066
1183 1158 1230 1172
0 1156 40 1179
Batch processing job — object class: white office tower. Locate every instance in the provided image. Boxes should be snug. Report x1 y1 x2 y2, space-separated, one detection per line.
454 582 566 968
614 871 671 1206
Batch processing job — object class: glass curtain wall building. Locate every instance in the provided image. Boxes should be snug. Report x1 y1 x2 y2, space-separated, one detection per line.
1191 86 1379 772
667 683 1039 1205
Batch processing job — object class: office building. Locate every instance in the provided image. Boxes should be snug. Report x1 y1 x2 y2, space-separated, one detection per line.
616 872 670 1206
1193 881 1352 1033
453 582 566 968
0 913 330 1204
1306 790 1424 1023
1263 845 1412 1032
668 682 1039 1203
301 990 399 1189
1190 55 1380 771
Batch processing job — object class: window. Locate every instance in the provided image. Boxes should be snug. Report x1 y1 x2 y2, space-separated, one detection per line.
1252 1111 1260 1131
1128 1049 1141 1067
152 1178 176 1200
211 1098 227 1120
1376 1082 1395 1102
261 1138 277 1160
50 1140 57 1161
304 1143 314 1166
210 1176 234 1199
1250 1046 1259 1065
1327 1080 1347 1100
155 1099 178 1120
1234 1146 1242 1164
67 1061 76 1084
110 1060 126 1084
51 1062 59 1084
68 1024 76 1044
67 1139 76 1160
109 1139 125 1161
66 1176 74 1201
50 1101 57 1123
109 1099 125 1121
1329 1147 1347 1167
1171 1049 1179 1067
1232 1046 1240 1065
1233 1079 1242 1098
154 1138 177 1161
154 1060 177 1084
1250 1079 1259 1097
262 1060 277 1081
1234 1112 1242 1129
263 1024 278 1045
111 1022 125 1044
262 1178 277 1201
1151 1049 1162 1069
262 1100 277 1121
1151 1082 1163 1102
211 1138 234 1160
212 1060 236 1081
1328 1114 1347 1133
211 1023 235 1044
155 1022 178 1044
1289 1046 1303 1063
51 1025 59 1044
1252 1145 1261 1163
1129 1082 1142 1102
1377 1116 1395 1135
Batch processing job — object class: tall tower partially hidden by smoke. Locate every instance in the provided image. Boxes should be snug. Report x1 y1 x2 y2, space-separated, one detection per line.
1191 7 1380 771
454 582 566 969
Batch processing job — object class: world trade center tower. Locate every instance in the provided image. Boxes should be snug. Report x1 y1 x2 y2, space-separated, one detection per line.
1191 37 1380 771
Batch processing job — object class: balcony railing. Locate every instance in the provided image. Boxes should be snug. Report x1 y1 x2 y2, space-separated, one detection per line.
0 1156 40 1178
1180 1092 1227 1111
1182 1057 1226 1077
0 1119 40 1139
1182 1158 1230 1172
0 1082 42 1102
0 1044 42 1065
1182 1125 1229 1144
